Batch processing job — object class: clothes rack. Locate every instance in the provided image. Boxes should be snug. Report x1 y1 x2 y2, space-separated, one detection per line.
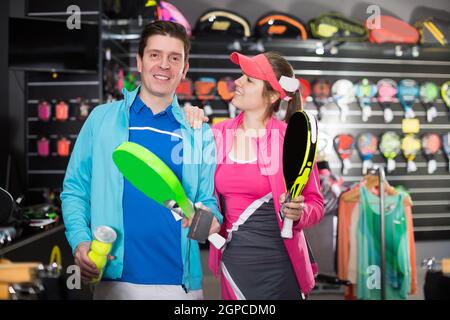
367 166 387 300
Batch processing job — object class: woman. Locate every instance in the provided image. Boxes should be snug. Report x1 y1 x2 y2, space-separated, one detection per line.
186 51 324 300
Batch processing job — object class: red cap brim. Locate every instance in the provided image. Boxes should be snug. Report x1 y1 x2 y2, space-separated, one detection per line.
229 51 287 99
230 52 266 80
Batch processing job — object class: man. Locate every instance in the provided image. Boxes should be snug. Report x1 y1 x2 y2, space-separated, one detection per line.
61 21 222 300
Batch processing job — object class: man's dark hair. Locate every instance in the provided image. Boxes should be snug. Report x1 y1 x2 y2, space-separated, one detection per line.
138 20 191 61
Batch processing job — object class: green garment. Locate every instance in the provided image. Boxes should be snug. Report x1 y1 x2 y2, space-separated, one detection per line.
357 186 411 300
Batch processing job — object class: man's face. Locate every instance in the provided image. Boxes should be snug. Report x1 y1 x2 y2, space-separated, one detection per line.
137 34 189 99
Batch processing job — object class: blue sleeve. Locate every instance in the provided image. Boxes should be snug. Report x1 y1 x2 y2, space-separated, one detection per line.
60 113 95 253
196 124 223 225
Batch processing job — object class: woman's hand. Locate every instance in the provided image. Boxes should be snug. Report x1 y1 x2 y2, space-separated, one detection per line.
184 105 209 129
280 193 305 222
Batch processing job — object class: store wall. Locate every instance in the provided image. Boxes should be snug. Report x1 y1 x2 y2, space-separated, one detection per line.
166 0 450 261
6 0 27 198
416 240 450 264
0 1 10 190
169 0 450 26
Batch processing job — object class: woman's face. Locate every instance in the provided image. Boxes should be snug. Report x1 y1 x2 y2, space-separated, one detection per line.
231 73 269 113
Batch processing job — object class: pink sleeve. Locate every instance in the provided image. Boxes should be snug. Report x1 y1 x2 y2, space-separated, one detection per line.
294 163 324 230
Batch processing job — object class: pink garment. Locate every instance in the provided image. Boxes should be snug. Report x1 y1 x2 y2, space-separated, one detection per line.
220 269 238 300
215 156 271 231
209 112 324 295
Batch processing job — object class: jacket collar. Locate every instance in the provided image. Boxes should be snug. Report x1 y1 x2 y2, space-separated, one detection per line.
122 86 189 129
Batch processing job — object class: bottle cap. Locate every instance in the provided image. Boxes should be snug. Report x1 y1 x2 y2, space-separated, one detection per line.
94 226 117 244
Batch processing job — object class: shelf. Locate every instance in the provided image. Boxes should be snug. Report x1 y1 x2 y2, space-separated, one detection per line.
28 11 100 17
188 53 450 66
101 31 450 59
0 224 65 256
9 66 98 75
28 81 100 86
98 24 450 55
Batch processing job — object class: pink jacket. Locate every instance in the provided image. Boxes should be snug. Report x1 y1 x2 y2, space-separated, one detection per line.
208 112 324 294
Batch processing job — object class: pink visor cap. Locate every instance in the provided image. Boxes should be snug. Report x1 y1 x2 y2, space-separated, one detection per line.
230 52 290 100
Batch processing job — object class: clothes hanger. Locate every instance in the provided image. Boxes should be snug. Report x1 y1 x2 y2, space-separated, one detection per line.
341 174 412 206
341 174 395 202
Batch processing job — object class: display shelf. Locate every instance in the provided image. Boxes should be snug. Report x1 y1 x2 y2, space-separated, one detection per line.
0 224 64 256
20 1 103 204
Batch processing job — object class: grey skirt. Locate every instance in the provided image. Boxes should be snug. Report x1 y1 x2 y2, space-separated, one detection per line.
221 198 302 300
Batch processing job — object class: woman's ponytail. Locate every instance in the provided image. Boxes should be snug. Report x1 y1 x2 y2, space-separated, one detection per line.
284 90 302 123
261 51 303 123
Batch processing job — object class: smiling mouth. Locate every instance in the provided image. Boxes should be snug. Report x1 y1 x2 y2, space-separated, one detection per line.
153 74 170 81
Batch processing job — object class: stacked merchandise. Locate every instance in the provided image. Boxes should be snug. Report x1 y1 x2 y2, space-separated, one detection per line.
35 98 92 159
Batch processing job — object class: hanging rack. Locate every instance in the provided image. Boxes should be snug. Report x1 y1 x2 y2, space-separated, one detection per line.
367 166 387 300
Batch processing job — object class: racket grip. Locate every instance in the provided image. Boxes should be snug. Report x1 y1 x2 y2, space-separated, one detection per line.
281 218 293 239
208 233 226 250
188 206 226 249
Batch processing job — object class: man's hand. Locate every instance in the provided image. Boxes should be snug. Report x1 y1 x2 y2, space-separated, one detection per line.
184 105 208 129
182 215 220 236
208 216 220 235
74 242 115 282
181 202 220 235
74 241 100 281
181 216 192 228
280 194 305 222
